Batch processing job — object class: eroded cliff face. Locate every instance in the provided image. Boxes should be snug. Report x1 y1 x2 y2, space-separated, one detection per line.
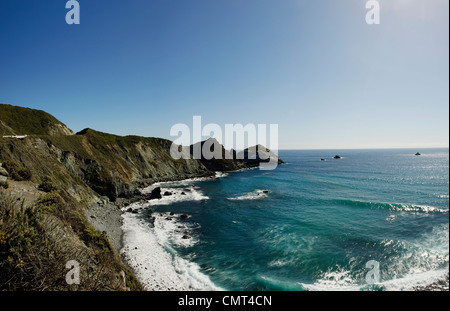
1 136 211 202
41 129 214 202
0 104 284 290
1 130 286 203
0 130 233 290
0 136 95 203
0 135 143 290
0 104 283 203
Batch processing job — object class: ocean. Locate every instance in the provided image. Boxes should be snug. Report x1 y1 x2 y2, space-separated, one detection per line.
120 148 449 291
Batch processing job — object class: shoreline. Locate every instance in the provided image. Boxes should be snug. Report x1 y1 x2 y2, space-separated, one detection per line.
85 170 449 292
84 171 233 253
85 199 125 254
84 171 235 290
118 173 228 291
414 274 449 291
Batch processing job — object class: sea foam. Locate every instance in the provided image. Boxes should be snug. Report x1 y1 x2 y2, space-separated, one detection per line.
228 189 269 201
121 182 221 291
300 223 449 291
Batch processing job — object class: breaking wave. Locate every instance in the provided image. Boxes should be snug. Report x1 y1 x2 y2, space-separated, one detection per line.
333 199 448 214
120 183 220 291
228 189 270 201
300 223 449 291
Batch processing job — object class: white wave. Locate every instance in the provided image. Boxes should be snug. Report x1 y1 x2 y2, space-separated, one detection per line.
435 194 449 199
215 171 229 178
300 267 449 291
381 269 448 291
141 172 228 193
153 212 198 248
228 189 269 201
392 203 448 214
123 186 209 211
268 259 292 268
121 212 221 291
301 224 449 291
385 203 449 221
120 177 221 290
300 269 363 291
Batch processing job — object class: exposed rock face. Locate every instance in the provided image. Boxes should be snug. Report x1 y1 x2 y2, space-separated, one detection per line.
1 105 284 203
237 144 285 165
39 129 215 201
47 123 74 136
189 138 249 172
0 163 8 177
148 187 162 200
0 103 286 291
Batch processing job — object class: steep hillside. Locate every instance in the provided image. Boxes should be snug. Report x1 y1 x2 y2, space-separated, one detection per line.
41 128 213 201
0 103 284 291
0 135 142 290
0 103 73 136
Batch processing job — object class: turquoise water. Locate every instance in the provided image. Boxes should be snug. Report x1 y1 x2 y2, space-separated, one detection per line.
140 148 449 291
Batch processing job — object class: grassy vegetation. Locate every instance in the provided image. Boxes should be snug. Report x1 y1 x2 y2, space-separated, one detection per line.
0 132 144 290
0 137 91 200
41 128 180 198
38 176 57 193
0 181 8 189
36 191 66 213
0 105 221 290
0 103 70 136
0 191 48 290
0 189 143 291
2 161 32 181
77 128 174 162
40 134 92 159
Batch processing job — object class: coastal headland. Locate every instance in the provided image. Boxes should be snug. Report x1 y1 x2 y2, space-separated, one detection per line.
0 103 283 290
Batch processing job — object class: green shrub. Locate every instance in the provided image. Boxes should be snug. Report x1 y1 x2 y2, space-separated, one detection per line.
16 168 32 180
0 181 8 189
36 191 65 213
82 225 112 252
0 191 43 289
0 190 141 291
2 161 32 181
38 176 57 192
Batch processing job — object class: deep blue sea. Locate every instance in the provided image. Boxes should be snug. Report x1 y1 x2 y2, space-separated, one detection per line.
121 148 449 291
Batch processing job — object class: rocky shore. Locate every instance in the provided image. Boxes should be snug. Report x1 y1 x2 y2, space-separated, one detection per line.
85 199 125 254
414 274 449 291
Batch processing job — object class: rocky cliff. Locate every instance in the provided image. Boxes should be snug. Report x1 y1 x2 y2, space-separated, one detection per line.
0 103 284 291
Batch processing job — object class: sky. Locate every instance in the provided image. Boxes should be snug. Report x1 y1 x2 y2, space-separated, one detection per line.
0 0 448 149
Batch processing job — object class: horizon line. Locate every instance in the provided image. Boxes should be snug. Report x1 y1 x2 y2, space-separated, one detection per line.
277 146 449 151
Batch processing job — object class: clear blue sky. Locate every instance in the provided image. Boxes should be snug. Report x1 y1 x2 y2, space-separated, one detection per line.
0 0 448 149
